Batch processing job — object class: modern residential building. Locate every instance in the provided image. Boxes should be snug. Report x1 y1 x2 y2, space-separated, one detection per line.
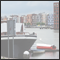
37 13 42 23
20 15 27 23
27 14 38 26
1 16 8 21
41 12 47 25
24 16 27 23
20 16 24 23
47 14 54 27
54 2 59 29
27 14 32 25
46 13 49 26
32 14 38 26
8 15 20 23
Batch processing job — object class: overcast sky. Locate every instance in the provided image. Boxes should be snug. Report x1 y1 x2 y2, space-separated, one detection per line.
1 1 59 16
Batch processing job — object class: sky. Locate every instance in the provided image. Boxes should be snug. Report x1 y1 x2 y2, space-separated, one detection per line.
1 1 59 16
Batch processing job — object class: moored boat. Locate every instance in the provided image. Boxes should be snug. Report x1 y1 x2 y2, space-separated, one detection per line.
29 49 45 54
36 43 56 50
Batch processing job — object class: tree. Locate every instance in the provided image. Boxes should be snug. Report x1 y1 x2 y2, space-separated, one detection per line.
27 23 30 25
40 22 45 25
36 22 40 25
36 22 45 25
24 23 26 26
26 23 31 27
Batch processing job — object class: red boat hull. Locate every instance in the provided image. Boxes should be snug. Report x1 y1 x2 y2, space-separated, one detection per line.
37 46 56 50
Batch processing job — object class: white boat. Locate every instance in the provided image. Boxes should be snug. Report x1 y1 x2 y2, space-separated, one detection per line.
30 49 45 53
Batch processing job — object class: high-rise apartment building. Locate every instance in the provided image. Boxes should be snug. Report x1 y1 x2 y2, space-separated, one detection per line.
37 13 42 23
8 15 20 23
27 14 32 25
27 14 38 26
42 12 47 25
47 14 54 27
54 2 59 29
32 14 38 26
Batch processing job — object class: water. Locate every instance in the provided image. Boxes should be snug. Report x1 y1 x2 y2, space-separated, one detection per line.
25 28 59 59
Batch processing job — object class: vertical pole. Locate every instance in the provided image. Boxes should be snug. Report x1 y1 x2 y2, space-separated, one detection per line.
7 21 9 59
13 20 14 58
13 34 14 58
8 34 9 59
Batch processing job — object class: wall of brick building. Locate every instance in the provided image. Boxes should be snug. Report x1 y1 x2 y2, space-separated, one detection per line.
20 17 24 23
54 2 59 29
32 14 38 26
27 14 32 25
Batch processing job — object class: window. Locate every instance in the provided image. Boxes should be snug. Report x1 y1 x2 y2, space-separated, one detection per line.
54 7 56 9
54 12 56 14
57 6 58 8
57 24 58 28
32 16 34 19
54 15 56 17
57 15 58 17
57 18 58 20
54 4 56 5
54 9 56 11
57 12 58 14
57 4 58 5
55 18 56 20
57 21 58 23
54 24 56 28
55 21 56 23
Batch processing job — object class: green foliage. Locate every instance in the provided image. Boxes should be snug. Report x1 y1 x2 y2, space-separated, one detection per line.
36 22 40 25
24 23 26 25
27 23 30 25
40 23 45 25
36 22 45 25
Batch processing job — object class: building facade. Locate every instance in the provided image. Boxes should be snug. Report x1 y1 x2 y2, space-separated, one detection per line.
46 14 48 25
20 16 24 23
20 15 27 23
8 15 20 23
47 14 54 27
27 14 32 25
32 14 38 26
41 12 47 25
37 13 42 23
54 2 59 29
1 16 8 21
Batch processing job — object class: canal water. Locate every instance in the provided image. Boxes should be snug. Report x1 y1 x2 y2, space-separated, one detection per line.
25 28 59 59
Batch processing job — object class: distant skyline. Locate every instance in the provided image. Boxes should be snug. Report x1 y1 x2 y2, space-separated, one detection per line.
1 1 59 16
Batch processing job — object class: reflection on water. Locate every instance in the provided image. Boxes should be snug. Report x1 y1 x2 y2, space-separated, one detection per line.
45 52 56 57
31 53 44 57
30 52 59 59
54 30 59 33
25 28 59 59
